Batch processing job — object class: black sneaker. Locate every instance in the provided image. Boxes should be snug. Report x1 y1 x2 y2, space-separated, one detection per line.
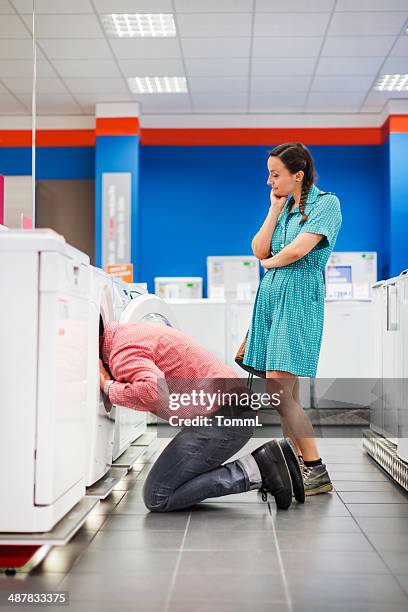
252 440 293 510
303 463 333 496
277 439 305 504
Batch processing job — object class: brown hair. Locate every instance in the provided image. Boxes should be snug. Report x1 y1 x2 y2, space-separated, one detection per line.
269 142 316 225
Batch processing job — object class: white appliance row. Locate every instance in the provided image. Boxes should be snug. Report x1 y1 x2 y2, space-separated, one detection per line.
166 298 383 412
371 271 408 463
0 230 178 533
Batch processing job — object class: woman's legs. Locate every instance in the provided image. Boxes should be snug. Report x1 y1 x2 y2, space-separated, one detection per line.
142 424 258 512
266 370 320 462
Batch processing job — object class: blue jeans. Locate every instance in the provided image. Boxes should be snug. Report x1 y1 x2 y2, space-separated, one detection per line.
143 423 259 512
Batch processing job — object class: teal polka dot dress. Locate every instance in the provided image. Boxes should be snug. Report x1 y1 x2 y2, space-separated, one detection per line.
243 184 342 378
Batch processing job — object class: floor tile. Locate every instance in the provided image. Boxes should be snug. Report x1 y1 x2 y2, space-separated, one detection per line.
356 517 408 534
87 530 184 551
379 551 408 575
290 603 408 612
365 532 408 553
183 530 278 551
101 513 190 532
170 573 286 605
329 471 389 482
395 575 408 594
278 502 351 518
275 532 374 552
286 573 407 605
64 602 163 612
188 510 272 532
271 515 360 533
347 504 408 518
281 550 390 574
69 548 179 575
333 481 399 492
167 603 288 612
338 491 408 504
59 572 172 603
325 463 381 473
177 550 282 575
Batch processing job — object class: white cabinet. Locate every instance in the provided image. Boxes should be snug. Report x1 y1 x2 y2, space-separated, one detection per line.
166 299 227 363
315 300 379 411
0 230 89 532
397 271 408 462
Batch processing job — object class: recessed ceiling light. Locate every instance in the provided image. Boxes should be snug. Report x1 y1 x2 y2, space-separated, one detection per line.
127 77 188 94
374 74 408 92
101 13 176 37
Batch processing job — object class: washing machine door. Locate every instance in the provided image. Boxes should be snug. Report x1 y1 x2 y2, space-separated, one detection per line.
120 293 178 328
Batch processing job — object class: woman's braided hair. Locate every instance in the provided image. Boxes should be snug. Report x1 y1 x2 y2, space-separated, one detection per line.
269 142 316 225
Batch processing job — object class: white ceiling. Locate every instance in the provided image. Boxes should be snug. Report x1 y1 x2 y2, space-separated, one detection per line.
0 0 406 117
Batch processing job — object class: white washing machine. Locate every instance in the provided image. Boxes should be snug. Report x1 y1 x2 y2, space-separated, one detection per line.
85 266 115 487
226 299 255 374
370 276 403 444
315 299 379 410
370 281 386 435
112 292 179 433
397 270 408 463
165 298 227 363
0 230 90 532
110 277 148 461
381 276 402 445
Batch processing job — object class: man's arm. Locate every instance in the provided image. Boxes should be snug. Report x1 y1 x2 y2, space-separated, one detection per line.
99 356 169 413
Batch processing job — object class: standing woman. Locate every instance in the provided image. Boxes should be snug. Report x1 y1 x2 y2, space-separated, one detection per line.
243 142 342 496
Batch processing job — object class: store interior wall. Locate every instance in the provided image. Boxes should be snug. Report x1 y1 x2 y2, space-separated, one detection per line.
138 144 386 292
35 180 95 265
0 141 387 289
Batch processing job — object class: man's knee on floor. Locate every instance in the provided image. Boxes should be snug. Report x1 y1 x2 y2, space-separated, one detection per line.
142 484 171 512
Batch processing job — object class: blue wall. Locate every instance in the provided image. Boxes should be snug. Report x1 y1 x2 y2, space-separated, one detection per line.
138 145 387 292
0 147 94 179
95 135 139 269
0 143 391 290
388 133 408 278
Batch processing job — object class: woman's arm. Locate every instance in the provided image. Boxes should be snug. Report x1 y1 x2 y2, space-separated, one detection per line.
261 232 324 269
252 193 287 259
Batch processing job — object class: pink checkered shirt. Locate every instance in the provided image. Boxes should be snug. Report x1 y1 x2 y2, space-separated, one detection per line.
103 322 240 419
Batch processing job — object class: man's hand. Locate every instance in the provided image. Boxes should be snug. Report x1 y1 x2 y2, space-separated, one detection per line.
99 359 111 392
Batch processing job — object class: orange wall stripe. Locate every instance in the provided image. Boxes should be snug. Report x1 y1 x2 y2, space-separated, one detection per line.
0 117 406 148
37 130 95 146
0 129 95 147
0 130 32 147
389 115 408 133
95 117 139 136
140 127 384 146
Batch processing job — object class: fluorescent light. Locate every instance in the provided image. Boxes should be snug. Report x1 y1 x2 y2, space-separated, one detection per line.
374 74 408 92
101 13 176 37
127 77 188 94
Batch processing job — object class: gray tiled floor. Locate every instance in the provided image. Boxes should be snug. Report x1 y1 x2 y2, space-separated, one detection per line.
2 426 408 612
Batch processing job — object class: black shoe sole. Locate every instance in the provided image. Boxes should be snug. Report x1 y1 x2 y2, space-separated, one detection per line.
252 440 293 510
278 439 305 504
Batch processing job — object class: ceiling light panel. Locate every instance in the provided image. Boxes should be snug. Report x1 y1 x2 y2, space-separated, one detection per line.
127 76 187 94
374 74 408 92
101 13 176 37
